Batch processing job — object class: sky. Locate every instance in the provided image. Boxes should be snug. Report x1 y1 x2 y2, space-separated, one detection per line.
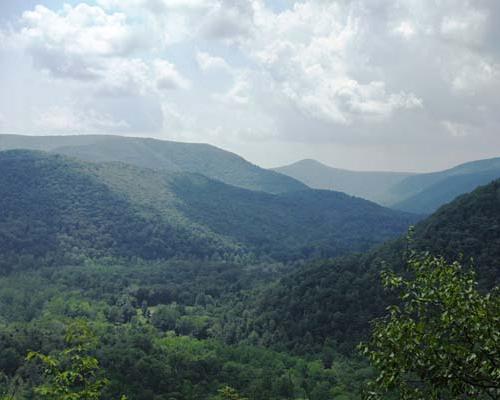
0 0 499 172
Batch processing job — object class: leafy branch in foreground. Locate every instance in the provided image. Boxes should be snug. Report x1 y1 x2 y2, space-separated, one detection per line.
27 320 126 400
360 252 500 400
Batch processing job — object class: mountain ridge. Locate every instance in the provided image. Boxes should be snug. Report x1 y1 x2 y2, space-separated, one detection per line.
275 156 500 213
0 134 308 194
0 149 418 270
273 158 415 204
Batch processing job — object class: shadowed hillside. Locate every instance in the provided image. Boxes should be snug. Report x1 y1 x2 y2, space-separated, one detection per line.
0 150 418 271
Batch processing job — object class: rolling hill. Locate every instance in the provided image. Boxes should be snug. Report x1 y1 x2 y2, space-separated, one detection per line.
273 159 413 205
0 134 307 194
0 150 418 271
235 178 500 354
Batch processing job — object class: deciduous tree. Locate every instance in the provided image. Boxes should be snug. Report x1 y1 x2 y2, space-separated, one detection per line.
360 252 500 399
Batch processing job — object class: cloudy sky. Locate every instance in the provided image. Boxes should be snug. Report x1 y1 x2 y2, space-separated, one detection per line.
0 0 499 171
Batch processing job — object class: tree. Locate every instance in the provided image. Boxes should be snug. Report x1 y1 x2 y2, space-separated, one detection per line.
27 320 126 400
360 252 500 399
212 386 248 400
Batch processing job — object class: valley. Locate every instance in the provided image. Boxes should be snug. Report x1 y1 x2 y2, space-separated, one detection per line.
1 1 499 397
0 136 498 399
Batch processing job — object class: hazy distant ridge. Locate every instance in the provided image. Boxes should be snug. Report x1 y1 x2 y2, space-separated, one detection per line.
0 134 307 194
275 157 500 213
273 159 414 205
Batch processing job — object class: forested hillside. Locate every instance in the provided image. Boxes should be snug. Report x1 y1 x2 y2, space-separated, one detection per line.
391 169 500 214
0 150 497 399
0 260 373 399
0 150 417 271
388 157 500 213
0 134 307 194
232 179 500 355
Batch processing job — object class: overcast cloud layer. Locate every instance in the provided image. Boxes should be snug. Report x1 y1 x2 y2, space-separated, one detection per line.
0 0 499 171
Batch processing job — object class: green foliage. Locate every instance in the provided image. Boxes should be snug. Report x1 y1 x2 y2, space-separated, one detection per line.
0 262 365 399
360 252 500 399
27 320 111 400
212 386 248 400
0 146 499 400
171 175 417 261
221 251 400 355
239 179 500 355
412 178 500 289
0 150 416 270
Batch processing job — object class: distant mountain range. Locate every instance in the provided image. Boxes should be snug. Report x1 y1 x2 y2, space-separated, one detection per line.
5 134 499 215
389 157 500 213
0 134 307 194
274 157 500 213
273 159 414 205
0 150 418 270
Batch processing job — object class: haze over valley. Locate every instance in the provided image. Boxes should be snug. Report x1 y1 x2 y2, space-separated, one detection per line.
0 1 499 399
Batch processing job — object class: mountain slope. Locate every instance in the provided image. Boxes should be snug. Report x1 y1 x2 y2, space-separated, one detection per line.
391 171 500 214
0 150 237 271
0 134 307 194
0 150 418 270
275 157 500 214
390 161 500 213
236 178 500 354
169 176 419 260
273 159 414 204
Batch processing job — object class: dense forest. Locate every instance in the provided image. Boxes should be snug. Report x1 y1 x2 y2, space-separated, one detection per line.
232 179 500 356
0 148 498 399
0 150 417 271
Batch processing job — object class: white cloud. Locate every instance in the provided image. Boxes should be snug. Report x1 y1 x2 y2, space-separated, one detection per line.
20 4 143 57
441 120 472 137
7 3 190 98
440 9 488 46
160 102 188 133
2 0 500 171
448 55 500 93
213 75 250 105
154 60 191 90
196 51 231 72
95 58 152 96
0 29 7 50
200 0 254 41
35 105 129 132
97 0 212 12
240 1 423 126
392 21 416 38
345 82 423 117
10 3 151 83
